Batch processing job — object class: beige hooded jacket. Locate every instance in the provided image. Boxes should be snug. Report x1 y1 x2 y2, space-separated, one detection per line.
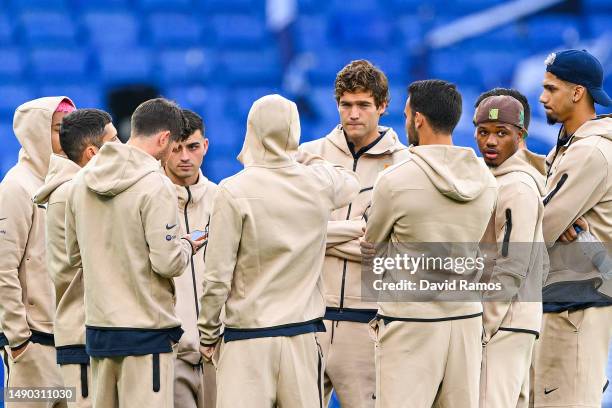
543 116 612 298
299 126 410 321
365 145 497 320
0 96 72 348
65 142 192 356
197 95 360 345
33 154 84 353
480 149 547 340
172 170 218 365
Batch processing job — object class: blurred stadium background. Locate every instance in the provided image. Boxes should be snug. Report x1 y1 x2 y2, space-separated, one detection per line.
0 0 611 407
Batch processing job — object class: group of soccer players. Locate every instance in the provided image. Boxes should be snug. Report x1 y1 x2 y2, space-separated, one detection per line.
0 48 610 408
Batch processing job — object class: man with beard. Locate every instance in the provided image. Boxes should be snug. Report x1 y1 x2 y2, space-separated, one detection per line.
299 60 409 407
363 80 497 408
65 98 204 407
474 95 546 408
532 49 612 408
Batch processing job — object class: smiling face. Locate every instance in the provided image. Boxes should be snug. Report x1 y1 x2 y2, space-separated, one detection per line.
338 90 386 148
476 122 522 167
165 130 208 186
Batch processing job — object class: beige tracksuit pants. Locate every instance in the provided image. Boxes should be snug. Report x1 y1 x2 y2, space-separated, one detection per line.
317 320 376 408
3 342 66 408
480 330 536 408
531 305 612 408
372 316 482 408
174 358 217 408
90 346 177 408
60 363 92 408
216 332 323 408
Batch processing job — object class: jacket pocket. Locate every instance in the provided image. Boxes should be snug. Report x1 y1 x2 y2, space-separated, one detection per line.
543 173 568 206
9 341 33 364
564 308 585 332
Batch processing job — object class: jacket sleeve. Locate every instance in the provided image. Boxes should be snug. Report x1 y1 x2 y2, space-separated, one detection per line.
296 150 360 210
483 181 541 339
543 144 607 245
364 174 397 245
65 190 81 269
326 219 365 247
0 180 33 347
142 175 191 278
326 240 362 262
198 187 243 345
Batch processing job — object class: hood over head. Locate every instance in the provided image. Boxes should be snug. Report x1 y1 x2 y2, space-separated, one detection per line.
490 149 546 195
13 96 74 179
83 142 160 197
237 94 300 166
33 154 81 204
410 145 494 202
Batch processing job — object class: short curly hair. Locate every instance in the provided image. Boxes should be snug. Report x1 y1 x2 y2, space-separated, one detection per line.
334 60 389 108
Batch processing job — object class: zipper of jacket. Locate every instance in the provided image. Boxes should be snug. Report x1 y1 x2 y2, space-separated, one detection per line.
338 157 360 315
183 186 199 318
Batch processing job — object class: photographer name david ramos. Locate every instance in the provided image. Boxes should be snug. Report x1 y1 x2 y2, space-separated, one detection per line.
372 279 502 292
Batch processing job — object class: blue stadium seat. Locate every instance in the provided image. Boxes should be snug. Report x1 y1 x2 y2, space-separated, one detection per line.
525 15 582 51
157 48 218 84
0 84 35 116
294 15 329 53
211 15 268 48
308 49 347 85
387 86 408 118
584 0 612 12
98 48 153 84
0 13 14 46
148 13 204 47
0 122 21 177
83 12 140 50
204 156 243 183
0 48 25 82
8 0 67 11
428 49 480 87
164 85 209 111
382 0 428 13
329 11 393 49
218 49 282 86
196 0 264 15
229 87 280 121
396 15 423 52
308 86 339 122
73 0 130 10
431 0 505 16
587 15 612 37
470 50 523 89
19 12 77 46
297 0 331 14
136 0 193 11
29 48 89 82
38 85 104 109
330 0 379 13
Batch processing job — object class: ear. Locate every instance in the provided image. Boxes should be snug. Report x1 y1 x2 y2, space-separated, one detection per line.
414 112 424 128
84 145 98 162
377 101 388 115
202 138 209 156
158 130 171 147
573 85 587 103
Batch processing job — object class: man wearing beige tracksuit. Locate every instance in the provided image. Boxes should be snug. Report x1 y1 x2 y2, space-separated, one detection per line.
299 60 409 407
197 94 360 408
474 95 547 408
33 109 118 408
65 99 201 407
364 80 497 408
532 49 612 408
164 109 218 408
0 96 75 408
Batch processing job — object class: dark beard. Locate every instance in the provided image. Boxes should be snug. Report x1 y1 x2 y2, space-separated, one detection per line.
408 121 419 146
546 113 558 125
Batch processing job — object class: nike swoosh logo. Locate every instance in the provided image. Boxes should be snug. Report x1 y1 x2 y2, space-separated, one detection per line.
0 218 6 221
166 223 177 230
544 387 558 395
